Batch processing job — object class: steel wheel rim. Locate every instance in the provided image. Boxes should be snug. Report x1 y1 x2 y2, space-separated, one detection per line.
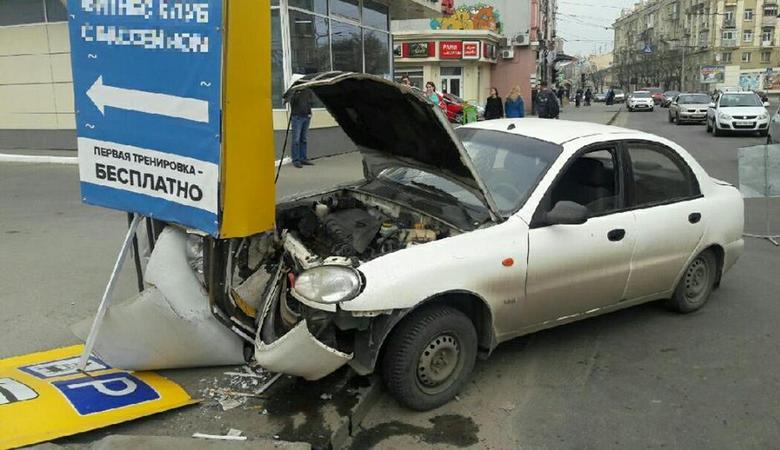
416 333 461 395
684 257 709 301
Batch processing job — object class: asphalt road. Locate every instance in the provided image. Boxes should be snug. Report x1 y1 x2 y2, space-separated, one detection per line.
2 104 779 449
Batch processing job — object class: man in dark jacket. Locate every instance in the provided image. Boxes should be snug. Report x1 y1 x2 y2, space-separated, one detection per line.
536 82 560 119
286 86 314 168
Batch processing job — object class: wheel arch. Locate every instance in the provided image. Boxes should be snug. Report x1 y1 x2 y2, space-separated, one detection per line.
348 290 496 376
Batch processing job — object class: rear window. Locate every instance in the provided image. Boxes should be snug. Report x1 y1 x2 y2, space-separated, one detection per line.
678 94 710 104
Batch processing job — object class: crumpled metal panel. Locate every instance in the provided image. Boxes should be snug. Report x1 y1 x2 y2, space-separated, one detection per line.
254 320 352 381
73 228 245 370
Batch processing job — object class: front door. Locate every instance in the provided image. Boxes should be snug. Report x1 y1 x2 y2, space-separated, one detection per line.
440 67 462 97
523 147 637 327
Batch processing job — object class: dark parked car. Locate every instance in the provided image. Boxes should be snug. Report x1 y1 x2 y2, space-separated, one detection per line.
661 90 680 107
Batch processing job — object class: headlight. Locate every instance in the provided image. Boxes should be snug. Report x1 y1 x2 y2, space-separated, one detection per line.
294 266 362 304
719 112 732 120
759 112 768 120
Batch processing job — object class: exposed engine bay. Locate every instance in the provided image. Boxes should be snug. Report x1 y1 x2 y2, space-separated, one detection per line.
275 189 459 262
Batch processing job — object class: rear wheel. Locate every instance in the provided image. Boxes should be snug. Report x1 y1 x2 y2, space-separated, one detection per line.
666 250 717 313
382 305 477 411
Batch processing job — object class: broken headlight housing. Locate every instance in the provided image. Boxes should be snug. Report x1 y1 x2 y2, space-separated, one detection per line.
293 265 362 304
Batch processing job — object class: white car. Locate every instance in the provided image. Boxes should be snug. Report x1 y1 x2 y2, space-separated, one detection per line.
627 91 655 112
706 92 770 136
90 74 745 412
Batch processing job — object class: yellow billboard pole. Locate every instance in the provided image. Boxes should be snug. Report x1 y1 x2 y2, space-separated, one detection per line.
220 0 276 238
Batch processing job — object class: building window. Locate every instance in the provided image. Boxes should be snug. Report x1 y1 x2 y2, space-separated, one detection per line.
0 0 68 26
289 0 328 15
394 66 423 88
330 0 360 21
363 29 390 78
742 52 752 62
764 5 778 16
745 9 754 20
744 30 753 42
762 50 772 62
722 52 732 63
763 28 773 43
724 9 734 21
289 10 332 75
331 20 363 72
271 9 284 108
363 0 389 31
722 31 735 40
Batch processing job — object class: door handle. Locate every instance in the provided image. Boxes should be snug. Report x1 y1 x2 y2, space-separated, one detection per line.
689 212 702 224
607 229 626 241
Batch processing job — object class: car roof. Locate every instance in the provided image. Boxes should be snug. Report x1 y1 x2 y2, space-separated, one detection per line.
462 118 646 145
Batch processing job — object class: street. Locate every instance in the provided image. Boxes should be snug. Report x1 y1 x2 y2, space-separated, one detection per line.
2 103 780 449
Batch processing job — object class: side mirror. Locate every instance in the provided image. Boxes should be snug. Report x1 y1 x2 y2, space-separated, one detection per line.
708 102 716 108
545 201 589 225
764 102 771 108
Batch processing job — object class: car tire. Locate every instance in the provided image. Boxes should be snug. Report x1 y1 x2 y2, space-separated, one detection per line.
650 107 654 112
666 250 718 313
676 115 682 125
713 123 721 136
668 112 674 123
381 305 477 411
759 129 768 137
706 119 712 133
768 133 774 144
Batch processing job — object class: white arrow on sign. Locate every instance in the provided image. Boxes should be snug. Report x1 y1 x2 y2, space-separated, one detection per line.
86 76 209 123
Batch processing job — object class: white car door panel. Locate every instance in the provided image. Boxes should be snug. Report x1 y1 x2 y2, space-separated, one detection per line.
624 199 706 299
524 211 637 327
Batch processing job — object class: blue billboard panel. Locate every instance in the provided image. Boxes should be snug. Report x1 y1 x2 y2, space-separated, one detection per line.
68 0 223 235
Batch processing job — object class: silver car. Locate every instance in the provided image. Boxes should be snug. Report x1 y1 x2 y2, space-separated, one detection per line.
668 93 710 124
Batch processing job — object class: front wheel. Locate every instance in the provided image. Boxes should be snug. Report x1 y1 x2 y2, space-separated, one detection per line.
382 305 477 411
668 112 674 123
666 250 717 313
713 123 721 136
706 119 712 133
768 133 774 144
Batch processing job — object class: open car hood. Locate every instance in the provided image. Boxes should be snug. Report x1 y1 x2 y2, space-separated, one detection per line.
286 72 500 221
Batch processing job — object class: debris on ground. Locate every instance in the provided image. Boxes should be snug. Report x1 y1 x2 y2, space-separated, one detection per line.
192 432 247 441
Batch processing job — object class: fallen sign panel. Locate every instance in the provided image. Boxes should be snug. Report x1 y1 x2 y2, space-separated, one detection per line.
0 345 195 449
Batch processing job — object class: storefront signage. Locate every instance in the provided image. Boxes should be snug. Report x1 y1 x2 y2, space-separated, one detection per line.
408 42 433 58
463 41 480 59
700 65 725 83
482 43 497 60
440 41 463 59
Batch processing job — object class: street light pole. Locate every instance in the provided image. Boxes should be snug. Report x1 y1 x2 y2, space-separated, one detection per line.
682 44 686 91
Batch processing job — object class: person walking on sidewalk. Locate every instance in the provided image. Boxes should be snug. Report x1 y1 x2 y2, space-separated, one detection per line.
505 86 525 118
536 82 560 119
584 88 592 106
286 86 314 168
484 87 504 120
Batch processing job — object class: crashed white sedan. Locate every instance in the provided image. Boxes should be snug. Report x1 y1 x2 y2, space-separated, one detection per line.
87 74 745 412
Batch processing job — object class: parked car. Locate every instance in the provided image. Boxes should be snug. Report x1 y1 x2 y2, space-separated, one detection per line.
594 92 607 103
627 91 655 111
613 88 626 103
668 93 710 124
640 87 665 104
706 91 770 136
661 90 680 107
219 73 745 411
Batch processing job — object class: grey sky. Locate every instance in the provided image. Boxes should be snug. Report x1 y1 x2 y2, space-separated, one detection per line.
556 0 638 56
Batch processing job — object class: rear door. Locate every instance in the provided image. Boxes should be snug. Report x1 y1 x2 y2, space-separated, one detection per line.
621 141 706 299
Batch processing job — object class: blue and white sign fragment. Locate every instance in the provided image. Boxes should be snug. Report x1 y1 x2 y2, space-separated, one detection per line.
68 0 222 235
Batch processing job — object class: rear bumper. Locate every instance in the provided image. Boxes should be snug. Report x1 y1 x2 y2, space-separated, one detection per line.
722 238 744 276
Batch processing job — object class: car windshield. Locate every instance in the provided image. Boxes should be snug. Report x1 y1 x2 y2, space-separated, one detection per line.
678 94 710 104
720 94 762 107
632 92 651 98
457 128 562 216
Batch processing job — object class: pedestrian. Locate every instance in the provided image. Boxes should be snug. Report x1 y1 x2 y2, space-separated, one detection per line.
606 87 615 106
504 86 525 118
556 86 565 104
425 81 445 110
484 87 504 120
535 81 560 119
284 77 314 169
400 75 412 87
584 87 592 106
575 87 583 107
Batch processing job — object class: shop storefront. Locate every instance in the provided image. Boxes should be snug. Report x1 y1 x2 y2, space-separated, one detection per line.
392 30 501 107
270 0 440 158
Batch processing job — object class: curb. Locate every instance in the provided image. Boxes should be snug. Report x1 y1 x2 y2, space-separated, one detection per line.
0 153 292 168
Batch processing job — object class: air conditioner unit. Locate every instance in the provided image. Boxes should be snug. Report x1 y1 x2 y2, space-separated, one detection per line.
503 37 513 47
501 48 515 59
514 33 530 46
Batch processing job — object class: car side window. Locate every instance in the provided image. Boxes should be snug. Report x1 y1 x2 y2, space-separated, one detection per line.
624 143 700 207
549 148 620 216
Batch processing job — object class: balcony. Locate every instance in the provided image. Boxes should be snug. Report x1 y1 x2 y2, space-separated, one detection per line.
723 19 736 28
722 38 738 47
762 15 778 26
762 39 775 47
